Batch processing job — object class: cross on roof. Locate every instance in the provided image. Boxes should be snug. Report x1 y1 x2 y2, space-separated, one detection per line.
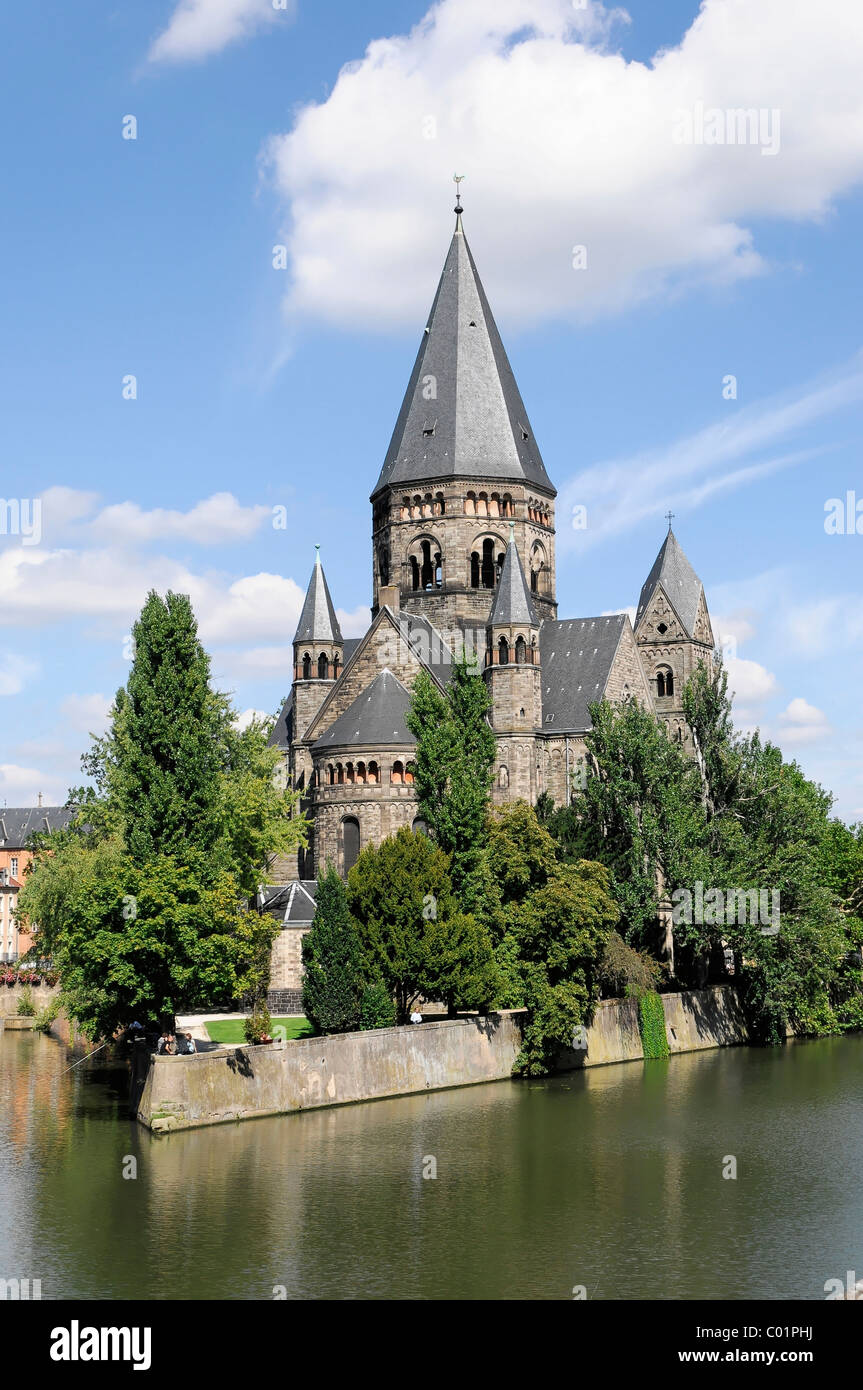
665 510 675 530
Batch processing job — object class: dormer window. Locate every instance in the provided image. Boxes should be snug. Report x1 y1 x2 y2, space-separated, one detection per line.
422 422 436 438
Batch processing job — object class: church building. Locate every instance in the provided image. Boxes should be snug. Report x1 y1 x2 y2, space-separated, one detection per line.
264 199 715 1007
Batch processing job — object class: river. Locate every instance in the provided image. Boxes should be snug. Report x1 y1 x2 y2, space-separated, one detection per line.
2 1027 861 1300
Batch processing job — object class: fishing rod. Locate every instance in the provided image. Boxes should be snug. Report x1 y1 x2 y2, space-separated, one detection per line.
60 1039 112 1074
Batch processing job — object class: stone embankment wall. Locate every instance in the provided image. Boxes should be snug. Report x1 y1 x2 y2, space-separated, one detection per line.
138 986 749 1134
0 983 59 1019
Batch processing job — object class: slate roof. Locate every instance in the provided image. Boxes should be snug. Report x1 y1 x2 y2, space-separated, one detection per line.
259 880 317 926
539 616 627 733
268 693 293 749
635 528 704 638
294 550 342 645
0 807 75 847
372 215 555 498
313 669 415 751
387 611 454 685
489 532 537 627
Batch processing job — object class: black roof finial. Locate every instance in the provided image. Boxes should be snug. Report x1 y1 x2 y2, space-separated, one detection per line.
453 172 465 216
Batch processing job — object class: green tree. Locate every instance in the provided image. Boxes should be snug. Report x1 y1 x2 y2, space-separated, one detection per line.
346 827 496 1022
405 653 496 902
18 836 278 1039
301 866 366 1034
511 859 620 1075
107 592 227 863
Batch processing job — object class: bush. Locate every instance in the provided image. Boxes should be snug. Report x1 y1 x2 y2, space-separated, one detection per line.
243 1003 272 1044
599 931 664 998
16 986 36 1017
638 990 670 1059
359 978 397 1031
301 865 365 1034
33 999 61 1033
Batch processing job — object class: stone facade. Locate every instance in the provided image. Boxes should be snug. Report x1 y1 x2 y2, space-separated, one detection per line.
268 213 717 901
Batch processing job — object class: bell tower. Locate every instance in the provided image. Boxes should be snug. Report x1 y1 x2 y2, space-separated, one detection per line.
485 524 542 802
370 193 557 641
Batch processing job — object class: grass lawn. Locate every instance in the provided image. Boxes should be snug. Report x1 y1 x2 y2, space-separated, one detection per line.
205 1017 314 1044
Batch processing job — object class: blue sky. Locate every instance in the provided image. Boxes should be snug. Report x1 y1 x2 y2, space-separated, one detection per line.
1 0 863 818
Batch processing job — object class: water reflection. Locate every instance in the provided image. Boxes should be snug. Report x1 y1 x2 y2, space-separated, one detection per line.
2 1029 862 1300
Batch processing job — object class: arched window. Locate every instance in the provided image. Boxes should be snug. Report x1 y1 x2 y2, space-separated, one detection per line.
482 538 496 588
379 547 390 585
391 761 404 785
410 555 420 591
412 817 429 835
498 636 509 665
356 762 366 784
346 762 355 784
434 492 445 516
401 497 410 520
318 652 330 679
477 492 488 517
470 551 480 587
490 493 500 517
367 761 379 784
302 652 311 680
423 493 433 517
420 539 434 590
405 762 415 785
328 764 335 785
465 492 476 515
656 667 674 698
342 816 360 874
515 635 527 664
333 655 340 680
336 763 344 784
502 494 512 518
498 765 509 789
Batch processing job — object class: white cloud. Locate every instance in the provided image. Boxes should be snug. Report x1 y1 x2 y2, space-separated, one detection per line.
233 707 272 731
336 604 372 637
0 544 308 647
777 696 831 745
89 493 271 546
0 763 68 807
149 0 295 65
59 694 113 736
559 354 863 548
265 0 863 332
0 654 38 698
725 655 777 704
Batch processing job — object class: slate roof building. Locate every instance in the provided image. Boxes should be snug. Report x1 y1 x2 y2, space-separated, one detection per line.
264 201 715 1006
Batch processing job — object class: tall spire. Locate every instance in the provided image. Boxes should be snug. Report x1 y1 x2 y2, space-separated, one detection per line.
489 525 537 627
371 206 555 498
293 547 342 645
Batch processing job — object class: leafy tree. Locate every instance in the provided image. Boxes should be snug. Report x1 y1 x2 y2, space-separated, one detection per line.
301 866 366 1034
570 697 706 951
18 836 278 1038
598 931 664 999
109 591 226 864
405 653 496 902
511 860 619 1075
18 589 307 1037
346 827 496 1022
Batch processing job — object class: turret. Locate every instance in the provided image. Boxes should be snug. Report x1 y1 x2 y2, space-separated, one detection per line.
485 524 542 799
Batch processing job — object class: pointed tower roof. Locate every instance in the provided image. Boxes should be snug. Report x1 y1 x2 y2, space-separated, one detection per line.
371 205 555 499
635 527 704 637
293 547 342 645
489 524 538 627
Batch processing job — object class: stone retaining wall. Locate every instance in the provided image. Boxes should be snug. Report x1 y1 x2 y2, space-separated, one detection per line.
138 986 749 1134
0 983 59 1018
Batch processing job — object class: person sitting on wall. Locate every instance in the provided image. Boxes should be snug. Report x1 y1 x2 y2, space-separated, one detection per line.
156 1032 169 1054
183 1032 196 1055
164 1033 177 1055
410 1010 423 1024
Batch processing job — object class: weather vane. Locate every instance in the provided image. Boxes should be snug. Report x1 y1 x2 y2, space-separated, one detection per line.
453 173 465 212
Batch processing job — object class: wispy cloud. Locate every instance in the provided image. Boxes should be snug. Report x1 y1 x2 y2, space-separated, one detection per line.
149 0 295 65
558 353 863 548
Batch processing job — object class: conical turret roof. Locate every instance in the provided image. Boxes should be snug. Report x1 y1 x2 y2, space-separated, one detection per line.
489 526 537 627
372 212 555 499
293 548 342 645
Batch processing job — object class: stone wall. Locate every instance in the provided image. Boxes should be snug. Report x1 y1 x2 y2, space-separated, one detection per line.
0 982 60 1018
269 927 310 994
138 1010 526 1132
138 987 749 1134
